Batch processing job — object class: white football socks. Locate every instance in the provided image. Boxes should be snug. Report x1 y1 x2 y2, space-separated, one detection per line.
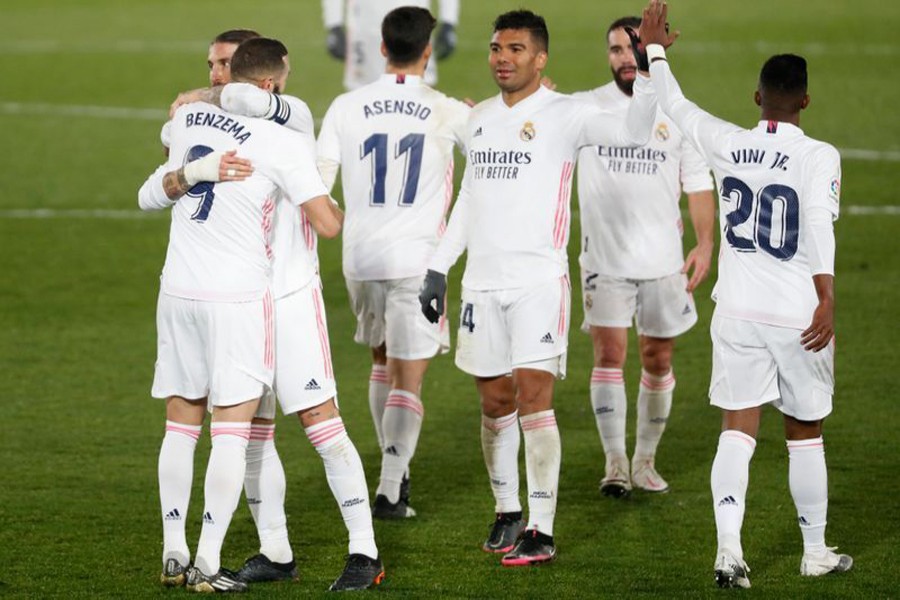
377 390 423 503
520 410 561 537
244 423 292 564
368 365 390 449
195 422 251 576
590 368 627 460
306 417 378 559
787 437 828 555
158 421 202 567
710 430 756 558
634 369 675 462
481 411 521 514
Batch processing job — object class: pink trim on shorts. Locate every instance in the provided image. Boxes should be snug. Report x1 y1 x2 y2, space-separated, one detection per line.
437 159 454 237
520 413 557 431
306 418 346 447
553 161 574 248
386 391 424 417
311 286 334 379
301 209 316 251
591 368 625 385
558 274 569 336
249 423 275 442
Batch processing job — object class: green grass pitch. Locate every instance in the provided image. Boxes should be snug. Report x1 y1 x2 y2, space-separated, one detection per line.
1 0 898 597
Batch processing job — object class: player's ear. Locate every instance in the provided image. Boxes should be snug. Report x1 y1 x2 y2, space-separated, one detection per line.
381 41 388 58
800 94 810 110
536 50 548 71
754 90 762 107
422 42 433 64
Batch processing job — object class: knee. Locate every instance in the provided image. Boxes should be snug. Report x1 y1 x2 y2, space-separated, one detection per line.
640 342 673 375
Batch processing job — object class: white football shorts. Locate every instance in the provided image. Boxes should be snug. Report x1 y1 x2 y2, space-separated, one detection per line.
455 276 570 379
152 291 274 407
346 276 450 361
709 313 835 421
268 278 338 415
581 270 697 338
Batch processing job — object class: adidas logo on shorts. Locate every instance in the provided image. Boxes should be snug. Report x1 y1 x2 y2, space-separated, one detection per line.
682 304 692 315
540 333 554 344
304 378 321 391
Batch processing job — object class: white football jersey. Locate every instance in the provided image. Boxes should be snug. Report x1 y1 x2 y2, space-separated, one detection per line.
157 102 327 302
322 0 459 90
317 73 469 281
429 80 657 290
650 60 841 329
574 82 713 279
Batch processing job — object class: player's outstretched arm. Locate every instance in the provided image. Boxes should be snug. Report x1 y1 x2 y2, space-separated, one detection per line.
169 86 224 118
682 190 716 291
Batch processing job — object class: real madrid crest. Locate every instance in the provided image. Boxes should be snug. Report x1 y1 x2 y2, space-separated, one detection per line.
655 122 670 142
520 121 536 142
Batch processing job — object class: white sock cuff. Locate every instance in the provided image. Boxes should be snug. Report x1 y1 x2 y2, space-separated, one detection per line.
385 390 424 417
210 422 252 442
640 369 676 391
786 437 824 454
370 365 389 383
165 420 202 442
305 417 348 450
591 367 624 386
482 410 518 432
719 430 757 456
519 409 557 432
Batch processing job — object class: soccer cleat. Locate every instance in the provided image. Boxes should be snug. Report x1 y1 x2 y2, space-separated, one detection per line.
800 547 853 576
185 566 248 593
631 458 669 493
399 474 411 506
714 549 751 589
235 553 298 583
482 511 526 553
372 494 417 519
328 554 385 591
501 529 557 566
160 557 188 587
600 456 632 498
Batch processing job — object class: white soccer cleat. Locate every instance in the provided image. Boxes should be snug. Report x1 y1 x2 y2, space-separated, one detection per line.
800 547 853 576
599 456 632 498
714 549 751 589
631 457 669 493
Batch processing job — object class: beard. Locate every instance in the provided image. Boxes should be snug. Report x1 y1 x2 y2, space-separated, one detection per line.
611 65 636 96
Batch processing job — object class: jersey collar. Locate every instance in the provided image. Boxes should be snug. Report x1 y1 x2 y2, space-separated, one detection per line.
754 120 804 136
379 73 423 86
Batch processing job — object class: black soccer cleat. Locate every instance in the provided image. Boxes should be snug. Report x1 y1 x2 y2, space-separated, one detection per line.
372 494 417 519
501 529 557 567
235 553 298 583
399 474 411 505
482 511 525 553
160 557 188 587
328 554 385 591
185 565 249 593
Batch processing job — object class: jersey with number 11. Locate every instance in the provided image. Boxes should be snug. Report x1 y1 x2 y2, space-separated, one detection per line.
317 73 469 281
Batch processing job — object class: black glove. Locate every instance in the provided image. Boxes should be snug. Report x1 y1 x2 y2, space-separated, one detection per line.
419 269 447 324
434 22 457 61
624 27 648 71
326 25 346 60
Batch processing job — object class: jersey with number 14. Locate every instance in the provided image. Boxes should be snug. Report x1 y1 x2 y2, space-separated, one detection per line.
317 73 469 281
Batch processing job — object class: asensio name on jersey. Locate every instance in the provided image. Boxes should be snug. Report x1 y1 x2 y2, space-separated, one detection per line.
317 73 469 282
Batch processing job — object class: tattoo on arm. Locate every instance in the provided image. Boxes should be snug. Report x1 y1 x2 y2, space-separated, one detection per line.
199 85 224 107
162 168 191 200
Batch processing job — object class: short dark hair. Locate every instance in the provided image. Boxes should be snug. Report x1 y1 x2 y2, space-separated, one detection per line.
212 29 261 46
230 38 288 82
759 54 808 97
382 6 437 65
493 10 549 53
607 16 641 38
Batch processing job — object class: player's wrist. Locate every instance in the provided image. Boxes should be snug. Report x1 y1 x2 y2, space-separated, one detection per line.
646 44 667 63
183 151 223 186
